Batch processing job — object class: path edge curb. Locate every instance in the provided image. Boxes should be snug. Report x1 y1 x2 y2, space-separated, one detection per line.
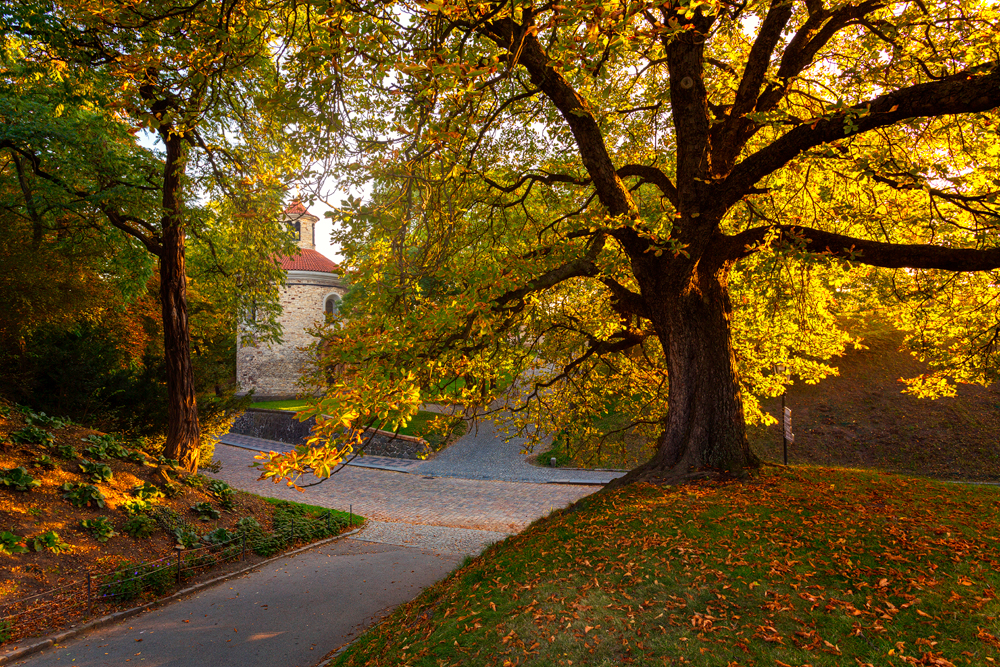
0 525 366 666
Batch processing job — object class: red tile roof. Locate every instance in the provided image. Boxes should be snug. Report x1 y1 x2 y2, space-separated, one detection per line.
285 200 310 216
278 248 340 273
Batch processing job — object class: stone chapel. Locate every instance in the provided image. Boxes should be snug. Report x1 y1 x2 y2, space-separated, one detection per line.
236 201 348 400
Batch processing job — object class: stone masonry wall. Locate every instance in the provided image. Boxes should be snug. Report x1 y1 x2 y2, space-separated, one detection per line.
237 271 346 400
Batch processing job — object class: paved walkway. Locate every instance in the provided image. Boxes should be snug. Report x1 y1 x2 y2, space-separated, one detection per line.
209 445 594 533
220 412 625 485
10 538 463 667
10 416 609 667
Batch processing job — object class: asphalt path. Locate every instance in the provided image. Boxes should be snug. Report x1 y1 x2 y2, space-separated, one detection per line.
8 416 609 667
9 539 460 667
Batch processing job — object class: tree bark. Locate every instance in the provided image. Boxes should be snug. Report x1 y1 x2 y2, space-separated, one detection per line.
610 261 760 487
159 132 201 473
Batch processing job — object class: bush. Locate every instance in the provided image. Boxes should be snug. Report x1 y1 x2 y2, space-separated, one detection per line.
61 482 106 508
31 454 57 470
0 530 28 555
80 517 117 542
206 479 235 510
191 502 220 521
202 527 235 546
151 506 184 532
82 443 108 460
31 530 72 553
25 411 73 429
132 482 165 502
122 449 147 464
0 467 41 492
173 525 200 549
7 426 55 447
180 474 206 488
122 515 158 539
51 443 78 460
120 498 153 515
235 516 261 534
99 561 174 602
78 460 113 484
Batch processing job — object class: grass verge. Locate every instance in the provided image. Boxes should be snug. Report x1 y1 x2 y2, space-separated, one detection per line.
333 466 1000 666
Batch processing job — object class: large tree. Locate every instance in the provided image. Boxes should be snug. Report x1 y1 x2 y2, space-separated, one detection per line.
260 0 1000 486
1 0 301 470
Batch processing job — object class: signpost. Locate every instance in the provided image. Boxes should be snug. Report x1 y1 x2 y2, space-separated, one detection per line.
783 404 793 465
776 363 792 465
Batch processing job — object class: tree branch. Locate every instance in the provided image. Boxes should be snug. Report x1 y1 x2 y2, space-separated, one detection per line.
727 224 1000 271
477 18 636 218
718 63 1000 214
616 164 678 207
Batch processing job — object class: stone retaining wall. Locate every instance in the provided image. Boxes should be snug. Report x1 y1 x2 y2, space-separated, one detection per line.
229 409 430 459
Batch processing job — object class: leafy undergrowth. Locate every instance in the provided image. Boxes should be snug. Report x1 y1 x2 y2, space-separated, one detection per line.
0 401 361 645
333 467 1000 667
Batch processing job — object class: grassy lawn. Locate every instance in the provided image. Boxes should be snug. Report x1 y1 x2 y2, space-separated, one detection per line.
249 399 312 412
333 466 1000 666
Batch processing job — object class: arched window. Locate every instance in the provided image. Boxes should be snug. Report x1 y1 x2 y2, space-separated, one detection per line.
324 294 341 316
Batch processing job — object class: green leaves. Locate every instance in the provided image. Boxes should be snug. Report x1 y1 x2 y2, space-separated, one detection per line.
0 467 41 492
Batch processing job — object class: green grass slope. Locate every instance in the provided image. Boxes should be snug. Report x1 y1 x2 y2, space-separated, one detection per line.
751 331 1000 481
332 468 1000 667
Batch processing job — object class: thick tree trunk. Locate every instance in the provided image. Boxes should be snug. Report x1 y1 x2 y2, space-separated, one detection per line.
159 133 201 473
610 265 760 487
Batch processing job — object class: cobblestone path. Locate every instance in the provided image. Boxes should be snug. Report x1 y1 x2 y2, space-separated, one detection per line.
210 445 597 535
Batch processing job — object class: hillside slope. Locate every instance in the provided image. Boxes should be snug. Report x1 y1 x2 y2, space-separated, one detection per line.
750 331 1000 481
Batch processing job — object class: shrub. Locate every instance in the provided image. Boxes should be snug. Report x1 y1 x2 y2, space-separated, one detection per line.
81 433 116 448
173 525 200 549
206 480 235 510
78 460 113 484
122 515 158 539
155 455 180 468
0 530 29 555
132 482 165 502
235 516 261 534
122 449 147 464
0 467 41 492
8 426 55 447
82 443 108 460
31 530 72 553
180 474 206 488
202 527 235 546
25 411 72 429
80 517 117 542
61 482 106 508
191 502 220 521
31 454 57 470
120 498 153 515
82 433 130 458
100 561 174 602
51 443 78 460
151 506 184 532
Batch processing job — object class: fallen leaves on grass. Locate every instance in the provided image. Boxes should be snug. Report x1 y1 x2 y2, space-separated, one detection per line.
334 467 1000 667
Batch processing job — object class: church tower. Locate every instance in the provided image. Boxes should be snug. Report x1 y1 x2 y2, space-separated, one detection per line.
236 201 347 399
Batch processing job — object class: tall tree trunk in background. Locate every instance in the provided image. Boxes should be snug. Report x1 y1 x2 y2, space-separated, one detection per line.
611 261 759 486
158 131 201 472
